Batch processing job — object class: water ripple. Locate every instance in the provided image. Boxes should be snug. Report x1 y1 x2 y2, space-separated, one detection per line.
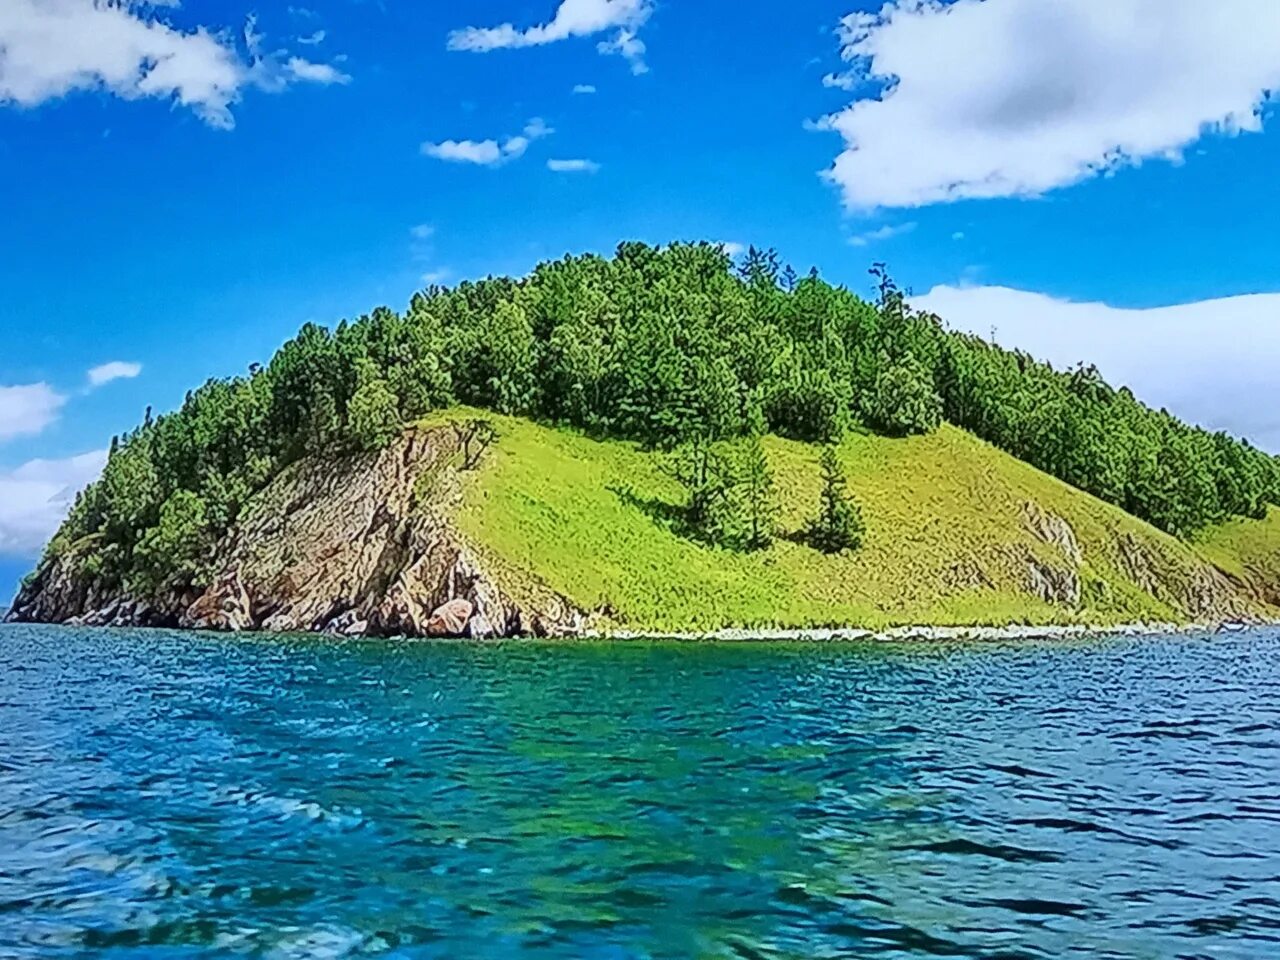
2 625 1280 958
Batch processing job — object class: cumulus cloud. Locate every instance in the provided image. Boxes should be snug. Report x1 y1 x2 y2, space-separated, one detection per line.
719 242 747 258
913 285 1280 451
573 83 597 94
449 0 652 73
422 139 504 165
848 221 916 247
547 158 601 173
0 383 64 442
0 0 351 128
421 118 551 166
824 0 1280 209
86 361 142 388
0 449 106 556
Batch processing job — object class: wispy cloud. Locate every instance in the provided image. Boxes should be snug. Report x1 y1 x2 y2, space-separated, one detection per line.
547 158 601 173
573 83 597 94
448 0 652 74
87 361 142 388
285 57 350 85
848 222 916 247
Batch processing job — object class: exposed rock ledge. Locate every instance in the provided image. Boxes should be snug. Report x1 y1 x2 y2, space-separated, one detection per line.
7 427 588 639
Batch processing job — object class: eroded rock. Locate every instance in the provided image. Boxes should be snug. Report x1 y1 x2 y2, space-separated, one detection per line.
1026 557 1081 607
8 426 587 640
1023 502 1083 565
182 571 253 632
425 598 473 637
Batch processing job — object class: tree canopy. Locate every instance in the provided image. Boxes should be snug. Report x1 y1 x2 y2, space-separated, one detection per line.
44 241 1280 595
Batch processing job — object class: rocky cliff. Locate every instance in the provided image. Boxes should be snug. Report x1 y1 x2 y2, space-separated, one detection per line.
7 426 589 638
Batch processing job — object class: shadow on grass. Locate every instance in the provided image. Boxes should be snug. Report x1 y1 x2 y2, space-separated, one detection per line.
609 485 703 543
610 485 811 555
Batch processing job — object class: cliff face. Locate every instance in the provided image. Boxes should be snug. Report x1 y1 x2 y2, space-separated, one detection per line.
7 426 588 638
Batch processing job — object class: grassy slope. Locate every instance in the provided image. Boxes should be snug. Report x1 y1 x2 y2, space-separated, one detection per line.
1199 508 1280 599
426 411 1279 632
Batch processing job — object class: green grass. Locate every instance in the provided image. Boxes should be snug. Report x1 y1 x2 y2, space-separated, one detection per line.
1199 507 1280 594
423 411 1279 632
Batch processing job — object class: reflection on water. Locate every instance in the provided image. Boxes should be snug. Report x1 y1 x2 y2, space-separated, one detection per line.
2 625 1280 958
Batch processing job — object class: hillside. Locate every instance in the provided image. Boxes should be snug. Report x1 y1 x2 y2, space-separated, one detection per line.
12 412 1278 636
450 414 1277 632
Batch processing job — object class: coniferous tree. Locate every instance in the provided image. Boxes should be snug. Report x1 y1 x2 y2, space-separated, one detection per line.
734 434 777 551
806 444 864 554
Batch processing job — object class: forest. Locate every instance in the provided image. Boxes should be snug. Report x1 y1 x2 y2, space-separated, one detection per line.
41 242 1280 595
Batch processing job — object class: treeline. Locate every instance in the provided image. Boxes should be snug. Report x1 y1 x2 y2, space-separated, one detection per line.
45 242 1279 594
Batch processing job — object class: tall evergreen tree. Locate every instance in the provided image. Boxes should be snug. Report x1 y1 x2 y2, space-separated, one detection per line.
806 444 865 554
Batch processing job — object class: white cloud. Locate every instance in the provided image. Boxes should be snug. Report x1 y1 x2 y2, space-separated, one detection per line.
522 117 553 139
86 361 142 388
297 29 325 45
0 0 351 128
0 449 106 556
848 221 916 247
573 83 597 94
421 117 551 166
913 285 1280 452
409 223 435 240
448 0 652 73
0 383 64 442
421 269 451 285
824 0 1280 209
284 56 350 85
596 28 647 75
719 242 747 258
951 231 965 241
547 158 601 173
422 139 504 165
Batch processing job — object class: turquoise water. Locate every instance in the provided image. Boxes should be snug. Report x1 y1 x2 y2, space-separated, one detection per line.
3 626 1280 958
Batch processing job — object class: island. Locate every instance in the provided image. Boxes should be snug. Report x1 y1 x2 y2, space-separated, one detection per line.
10 244 1280 637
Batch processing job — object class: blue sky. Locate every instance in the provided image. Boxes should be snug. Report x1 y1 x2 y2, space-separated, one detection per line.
3 0 1280 598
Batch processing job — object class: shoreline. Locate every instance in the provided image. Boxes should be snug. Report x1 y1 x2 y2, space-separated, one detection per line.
591 620 1263 643
3 618 1268 643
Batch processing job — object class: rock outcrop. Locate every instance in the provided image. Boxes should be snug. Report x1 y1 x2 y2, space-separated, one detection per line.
7 426 588 639
425 599 474 637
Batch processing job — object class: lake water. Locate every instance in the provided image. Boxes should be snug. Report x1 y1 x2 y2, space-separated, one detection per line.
3 625 1280 959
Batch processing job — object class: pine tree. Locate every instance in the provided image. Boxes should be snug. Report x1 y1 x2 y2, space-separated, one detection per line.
735 434 777 551
806 444 864 553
